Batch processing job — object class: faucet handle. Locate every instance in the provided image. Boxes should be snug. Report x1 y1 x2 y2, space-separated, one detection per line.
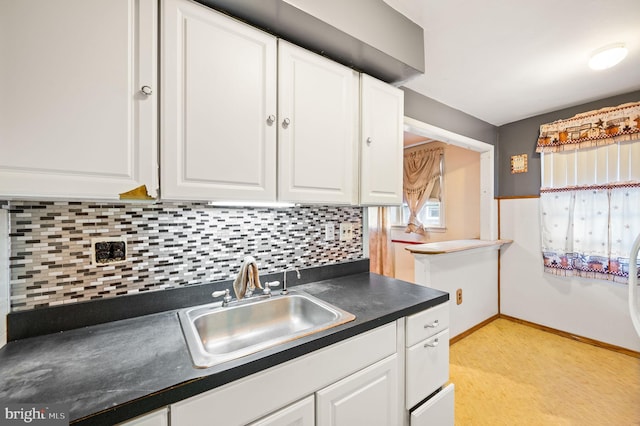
212 289 232 306
262 281 280 295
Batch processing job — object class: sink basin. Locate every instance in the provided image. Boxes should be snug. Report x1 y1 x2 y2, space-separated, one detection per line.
178 290 356 368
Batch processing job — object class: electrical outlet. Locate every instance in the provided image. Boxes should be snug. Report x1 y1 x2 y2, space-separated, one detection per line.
339 223 354 241
325 223 335 241
456 289 463 305
91 237 127 265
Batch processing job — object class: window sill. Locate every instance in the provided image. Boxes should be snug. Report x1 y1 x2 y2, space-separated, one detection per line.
390 225 447 233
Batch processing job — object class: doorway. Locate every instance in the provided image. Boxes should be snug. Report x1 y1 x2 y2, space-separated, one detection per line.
403 117 497 241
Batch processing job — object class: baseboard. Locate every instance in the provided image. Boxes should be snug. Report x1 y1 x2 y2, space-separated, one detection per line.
449 314 500 345
500 314 640 359
494 195 541 199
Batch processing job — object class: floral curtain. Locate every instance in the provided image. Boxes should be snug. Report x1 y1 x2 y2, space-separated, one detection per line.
540 184 640 283
536 102 640 153
403 146 443 234
538 101 640 283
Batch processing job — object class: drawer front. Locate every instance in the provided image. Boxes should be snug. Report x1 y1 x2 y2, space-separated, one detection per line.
406 329 449 409
406 302 449 347
410 384 454 426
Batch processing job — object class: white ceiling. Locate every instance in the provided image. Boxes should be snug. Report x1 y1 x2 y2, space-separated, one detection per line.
383 0 640 126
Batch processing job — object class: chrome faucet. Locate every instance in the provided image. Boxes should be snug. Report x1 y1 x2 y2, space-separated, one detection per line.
212 289 233 307
282 268 300 295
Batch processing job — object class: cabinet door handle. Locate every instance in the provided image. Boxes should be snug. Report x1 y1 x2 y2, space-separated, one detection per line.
266 115 276 125
140 85 152 96
423 319 439 329
282 118 291 128
366 137 372 145
424 338 439 348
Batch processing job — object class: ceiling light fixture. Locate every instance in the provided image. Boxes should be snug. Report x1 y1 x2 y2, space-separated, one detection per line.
588 44 628 70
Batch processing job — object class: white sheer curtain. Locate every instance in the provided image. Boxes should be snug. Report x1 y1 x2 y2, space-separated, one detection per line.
540 141 640 282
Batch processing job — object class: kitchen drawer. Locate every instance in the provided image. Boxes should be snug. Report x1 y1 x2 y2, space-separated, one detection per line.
410 383 454 426
406 329 449 409
406 302 449 347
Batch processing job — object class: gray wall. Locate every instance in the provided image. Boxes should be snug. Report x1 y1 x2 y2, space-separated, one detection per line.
401 87 499 193
497 90 640 197
402 87 498 145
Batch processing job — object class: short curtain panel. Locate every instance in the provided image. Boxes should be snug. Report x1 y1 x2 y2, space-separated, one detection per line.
540 184 640 282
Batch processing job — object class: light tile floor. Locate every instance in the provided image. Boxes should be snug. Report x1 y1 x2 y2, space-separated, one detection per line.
450 319 640 425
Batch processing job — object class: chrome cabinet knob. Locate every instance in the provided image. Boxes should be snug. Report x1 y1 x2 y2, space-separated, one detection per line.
366 137 372 145
282 118 291 128
423 319 439 329
267 115 276 125
424 338 440 348
141 86 153 96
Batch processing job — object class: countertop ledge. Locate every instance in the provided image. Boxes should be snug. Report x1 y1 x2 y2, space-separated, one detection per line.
0 272 448 426
405 238 512 254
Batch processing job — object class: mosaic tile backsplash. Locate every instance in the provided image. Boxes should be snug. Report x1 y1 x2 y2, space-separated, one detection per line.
4 201 363 312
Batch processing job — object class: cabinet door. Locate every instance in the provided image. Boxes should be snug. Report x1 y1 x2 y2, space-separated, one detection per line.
316 354 399 426
162 0 277 201
360 74 404 205
249 396 314 426
278 40 358 205
0 0 158 199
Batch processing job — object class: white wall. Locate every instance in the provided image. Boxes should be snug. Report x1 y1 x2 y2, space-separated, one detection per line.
500 198 640 352
0 209 8 347
414 247 499 339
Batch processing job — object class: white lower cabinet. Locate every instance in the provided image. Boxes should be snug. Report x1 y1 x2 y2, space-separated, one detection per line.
117 408 168 426
316 354 398 426
170 323 396 426
158 302 452 426
249 395 315 426
405 302 454 426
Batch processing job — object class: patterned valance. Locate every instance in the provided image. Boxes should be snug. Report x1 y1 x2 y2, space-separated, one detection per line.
536 101 640 153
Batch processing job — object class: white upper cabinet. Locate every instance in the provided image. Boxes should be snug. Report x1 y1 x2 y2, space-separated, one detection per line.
161 0 277 201
278 41 359 205
0 0 158 199
360 74 404 205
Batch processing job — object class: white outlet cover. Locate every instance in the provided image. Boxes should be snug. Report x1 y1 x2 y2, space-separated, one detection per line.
339 223 354 241
325 223 335 241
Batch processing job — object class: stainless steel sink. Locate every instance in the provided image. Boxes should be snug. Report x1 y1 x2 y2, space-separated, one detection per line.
178 290 356 368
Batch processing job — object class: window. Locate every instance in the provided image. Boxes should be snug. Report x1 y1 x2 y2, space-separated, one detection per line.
401 200 443 230
391 150 444 231
540 141 640 282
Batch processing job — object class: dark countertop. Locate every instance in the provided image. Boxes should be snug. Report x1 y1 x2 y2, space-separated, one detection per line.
0 272 448 425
